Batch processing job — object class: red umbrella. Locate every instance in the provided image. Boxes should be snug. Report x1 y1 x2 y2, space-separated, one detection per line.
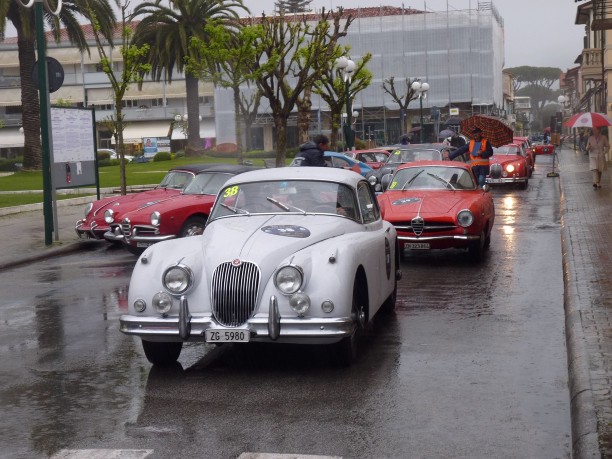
564 112 612 128
459 115 514 148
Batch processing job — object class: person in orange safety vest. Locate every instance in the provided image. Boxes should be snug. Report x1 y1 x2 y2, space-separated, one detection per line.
447 127 493 187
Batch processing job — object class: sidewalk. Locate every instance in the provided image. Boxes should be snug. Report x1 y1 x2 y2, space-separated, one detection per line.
0 153 610 458
558 145 611 459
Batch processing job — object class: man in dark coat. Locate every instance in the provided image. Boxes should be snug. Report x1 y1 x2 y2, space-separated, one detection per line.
297 134 329 167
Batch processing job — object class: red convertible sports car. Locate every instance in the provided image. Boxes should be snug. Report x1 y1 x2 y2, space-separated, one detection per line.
532 143 555 155
344 149 390 169
114 164 257 254
487 144 530 189
75 163 212 241
377 161 495 261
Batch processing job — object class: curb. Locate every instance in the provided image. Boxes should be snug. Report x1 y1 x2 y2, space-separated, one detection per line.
558 159 602 459
0 239 102 272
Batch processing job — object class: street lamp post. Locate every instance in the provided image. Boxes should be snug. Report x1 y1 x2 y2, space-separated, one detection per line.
411 80 430 143
336 57 356 150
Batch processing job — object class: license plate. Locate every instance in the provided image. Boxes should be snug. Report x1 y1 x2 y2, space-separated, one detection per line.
136 242 152 248
205 329 250 343
405 242 430 250
488 178 503 184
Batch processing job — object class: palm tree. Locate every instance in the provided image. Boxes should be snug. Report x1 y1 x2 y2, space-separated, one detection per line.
131 0 248 157
0 0 116 170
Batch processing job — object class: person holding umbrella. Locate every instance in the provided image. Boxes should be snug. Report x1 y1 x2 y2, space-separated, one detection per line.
447 127 493 187
585 126 609 189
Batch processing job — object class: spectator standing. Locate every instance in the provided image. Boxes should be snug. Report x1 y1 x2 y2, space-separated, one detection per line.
296 134 329 167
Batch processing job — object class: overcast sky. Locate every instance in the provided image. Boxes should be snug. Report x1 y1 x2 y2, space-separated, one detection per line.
241 0 585 71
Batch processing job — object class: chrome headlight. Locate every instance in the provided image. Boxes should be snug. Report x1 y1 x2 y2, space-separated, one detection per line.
84 202 93 217
457 209 474 227
152 291 172 314
104 209 114 223
506 164 515 173
274 265 303 294
151 211 161 226
368 175 378 186
290 292 311 316
163 265 193 295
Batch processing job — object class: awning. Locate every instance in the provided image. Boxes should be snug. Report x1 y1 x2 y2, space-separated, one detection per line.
110 121 172 144
171 120 216 139
0 127 24 148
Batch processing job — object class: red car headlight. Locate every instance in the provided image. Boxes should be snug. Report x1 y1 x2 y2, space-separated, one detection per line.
505 164 515 173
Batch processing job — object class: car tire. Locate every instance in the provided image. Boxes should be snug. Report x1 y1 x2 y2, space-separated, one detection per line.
468 230 485 262
179 216 207 238
142 340 183 366
124 243 145 256
518 179 528 190
334 281 367 366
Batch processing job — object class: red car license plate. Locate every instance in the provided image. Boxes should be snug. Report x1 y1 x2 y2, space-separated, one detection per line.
405 242 430 250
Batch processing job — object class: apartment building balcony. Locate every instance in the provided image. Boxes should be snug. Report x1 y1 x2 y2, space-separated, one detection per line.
580 48 603 81
94 104 215 122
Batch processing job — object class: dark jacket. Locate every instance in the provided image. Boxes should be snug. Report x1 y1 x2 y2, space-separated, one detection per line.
297 141 327 167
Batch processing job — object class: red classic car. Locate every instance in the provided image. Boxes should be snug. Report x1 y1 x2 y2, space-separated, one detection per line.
344 149 390 169
116 164 258 254
75 163 213 241
487 144 530 189
377 161 495 261
513 136 536 169
532 143 555 155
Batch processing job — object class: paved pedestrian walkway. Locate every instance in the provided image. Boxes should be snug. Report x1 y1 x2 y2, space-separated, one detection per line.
558 144 612 459
0 150 610 458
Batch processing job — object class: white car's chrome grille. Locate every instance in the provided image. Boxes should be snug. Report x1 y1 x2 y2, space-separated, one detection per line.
211 261 260 327
411 216 424 235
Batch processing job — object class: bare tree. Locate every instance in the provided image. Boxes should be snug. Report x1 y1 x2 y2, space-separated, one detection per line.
383 76 420 135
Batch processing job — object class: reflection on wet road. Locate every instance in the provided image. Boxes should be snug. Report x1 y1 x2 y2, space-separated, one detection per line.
0 157 570 459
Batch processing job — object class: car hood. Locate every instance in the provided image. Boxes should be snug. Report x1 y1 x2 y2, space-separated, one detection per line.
122 193 216 220
92 188 180 216
490 154 523 165
380 191 476 215
199 214 347 274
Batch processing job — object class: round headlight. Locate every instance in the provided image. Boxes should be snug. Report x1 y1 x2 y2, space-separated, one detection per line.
506 164 515 173
290 292 311 316
84 202 93 217
457 209 474 227
163 265 193 294
274 265 303 294
368 175 378 186
104 209 114 223
151 211 161 226
152 291 172 314
134 299 147 312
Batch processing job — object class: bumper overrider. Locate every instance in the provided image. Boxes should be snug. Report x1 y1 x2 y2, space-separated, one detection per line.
104 223 176 244
119 295 355 343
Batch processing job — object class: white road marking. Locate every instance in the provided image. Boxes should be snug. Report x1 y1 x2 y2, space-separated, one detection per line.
51 450 153 459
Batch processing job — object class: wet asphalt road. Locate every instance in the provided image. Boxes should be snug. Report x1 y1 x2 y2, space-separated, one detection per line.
0 157 571 459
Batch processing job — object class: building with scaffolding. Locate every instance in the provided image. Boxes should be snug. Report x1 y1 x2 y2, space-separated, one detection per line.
216 2 506 150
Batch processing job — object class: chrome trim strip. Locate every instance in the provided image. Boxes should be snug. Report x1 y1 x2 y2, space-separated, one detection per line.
398 234 480 242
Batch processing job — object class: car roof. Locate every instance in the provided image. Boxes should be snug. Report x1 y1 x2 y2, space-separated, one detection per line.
221 166 365 187
395 160 472 171
193 164 260 174
169 163 231 174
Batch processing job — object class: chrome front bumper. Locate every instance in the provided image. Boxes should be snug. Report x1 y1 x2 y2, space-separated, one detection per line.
119 295 354 344
75 220 107 240
397 234 480 242
486 176 527 184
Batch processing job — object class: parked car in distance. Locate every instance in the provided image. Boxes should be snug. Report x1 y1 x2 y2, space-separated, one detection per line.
289 151 374 177
344 149 390 169
533 143 554 155
368 144 454 192
377 160 494 261
512 136 536 168
76 163 213 241
120 167 400 367
116 164 258 254
487 144 530 189
97 148 135 163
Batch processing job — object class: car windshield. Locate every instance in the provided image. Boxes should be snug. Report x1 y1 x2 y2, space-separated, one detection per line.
210 180 359 220
356 152 380 163
158 171 194 189
389 166 476 190
182 172 233 195
493 146 521 156
386 148 443 164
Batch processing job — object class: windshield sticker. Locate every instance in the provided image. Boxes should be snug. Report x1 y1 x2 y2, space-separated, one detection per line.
223 185 239 198
389 181 398 189
392 197 421 205
261 225 311 238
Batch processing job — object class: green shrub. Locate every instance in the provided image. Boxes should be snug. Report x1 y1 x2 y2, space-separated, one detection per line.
153 152 172 162
97 150 111 161
0 157 23 172
174 150 185 158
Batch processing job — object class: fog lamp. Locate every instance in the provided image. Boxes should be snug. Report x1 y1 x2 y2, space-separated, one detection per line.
152 291 172 314
321 300 334 313
289 292 310 316
134 299 147 312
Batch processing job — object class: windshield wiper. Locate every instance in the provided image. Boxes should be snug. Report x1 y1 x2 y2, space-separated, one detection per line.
266 196 307 215
220 203 249 214
402 170 424 190
427 172 456 191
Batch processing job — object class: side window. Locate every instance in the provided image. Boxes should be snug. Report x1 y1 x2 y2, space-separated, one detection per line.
333 157 350 168
356 182 380 224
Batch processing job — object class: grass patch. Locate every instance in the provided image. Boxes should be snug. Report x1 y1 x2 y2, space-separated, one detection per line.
0 193 95 207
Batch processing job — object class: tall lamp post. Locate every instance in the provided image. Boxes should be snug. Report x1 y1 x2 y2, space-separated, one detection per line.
336 56 356 150
411 80 429 143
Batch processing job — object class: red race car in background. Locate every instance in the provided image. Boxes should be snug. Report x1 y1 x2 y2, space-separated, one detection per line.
377 161 495 261
75 163 213 241
344 149 390 169
532 143 555 155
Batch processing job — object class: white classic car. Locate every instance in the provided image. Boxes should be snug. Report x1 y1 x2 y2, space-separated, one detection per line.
120 167 401 366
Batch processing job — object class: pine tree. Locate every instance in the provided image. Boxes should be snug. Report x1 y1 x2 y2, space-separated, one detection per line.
275 0 313 14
